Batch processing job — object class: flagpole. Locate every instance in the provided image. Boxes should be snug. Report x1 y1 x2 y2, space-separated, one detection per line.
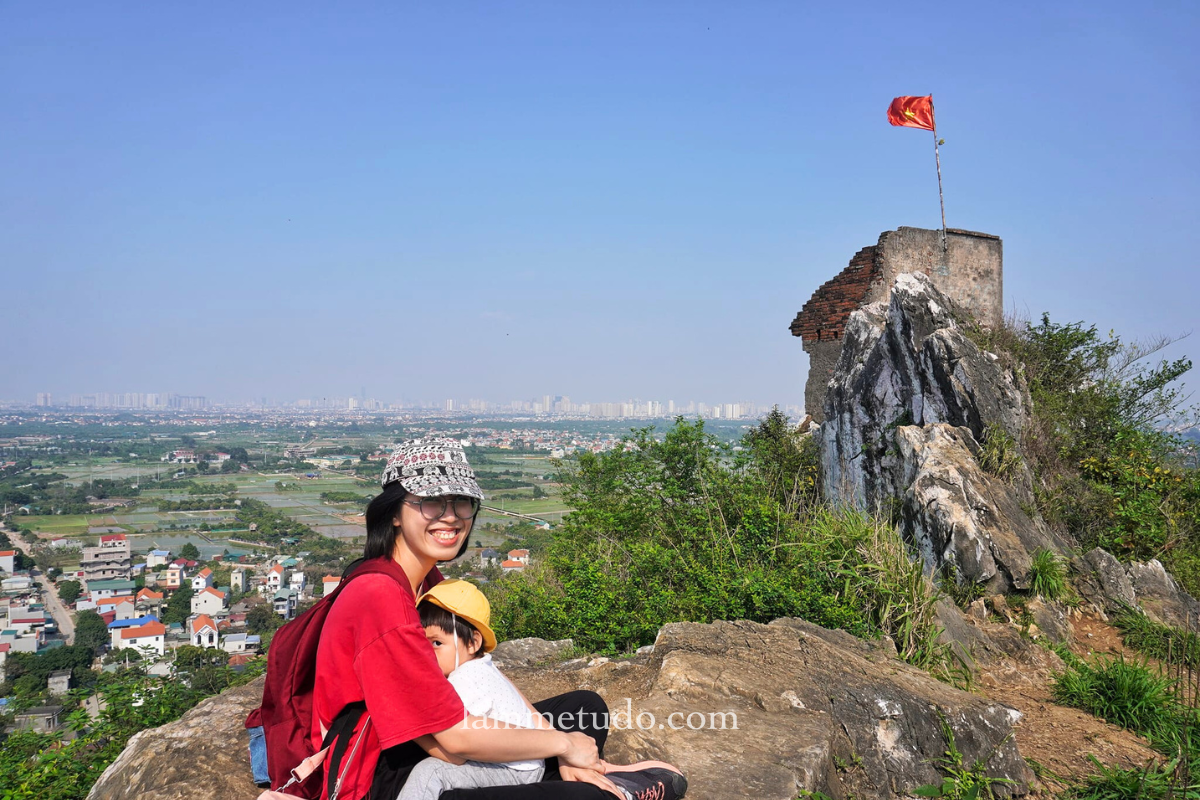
931 97 946 251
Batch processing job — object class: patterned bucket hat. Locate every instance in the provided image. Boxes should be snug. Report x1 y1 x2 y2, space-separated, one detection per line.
381 438 485 500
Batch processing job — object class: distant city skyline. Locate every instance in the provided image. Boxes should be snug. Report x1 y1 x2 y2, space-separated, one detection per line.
3 4 1196 406
20 389 794 421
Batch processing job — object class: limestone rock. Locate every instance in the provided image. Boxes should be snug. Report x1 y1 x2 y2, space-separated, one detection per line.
87 620 1033 800
1076 549 1200 630
1025 598 1072 645
1074 549 1137 613
491 636 575 668
818 273 1068 593
86 675 264 800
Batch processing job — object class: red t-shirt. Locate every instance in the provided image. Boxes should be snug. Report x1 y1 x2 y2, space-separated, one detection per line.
313 561 466 800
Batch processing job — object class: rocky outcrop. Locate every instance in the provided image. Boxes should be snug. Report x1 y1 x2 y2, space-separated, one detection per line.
87 619 1033 800
1075 548 1200 630
86 674 263 800
818 273 1069 592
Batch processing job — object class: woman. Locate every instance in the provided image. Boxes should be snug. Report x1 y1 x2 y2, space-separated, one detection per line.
313 438 664 800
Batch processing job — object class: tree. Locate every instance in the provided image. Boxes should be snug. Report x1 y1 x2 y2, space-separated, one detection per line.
162 584 194 625
75 610 109 655
246 603 283 636
57 579 82 605
179 542 200 560
221 459 239 474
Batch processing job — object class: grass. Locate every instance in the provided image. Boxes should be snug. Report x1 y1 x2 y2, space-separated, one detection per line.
913 716 1016 800
1113 608 1200 669
1053 649 1200 798
977 423 1023 481
1028 547 1068 600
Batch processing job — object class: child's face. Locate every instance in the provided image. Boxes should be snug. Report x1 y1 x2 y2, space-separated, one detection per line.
424 624 480 677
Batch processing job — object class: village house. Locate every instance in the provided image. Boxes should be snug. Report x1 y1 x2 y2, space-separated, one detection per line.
135 588 164 614
0 550 15 574
479 548 502 567
191 586 227 616
322 575 340 596
220 632 261 654
190 614 219 648
108 615 160 649
87 578 136 600
14 705 62 734
164 564 186 590
117 619 166 656
146 550 172 568
500 559 526 574
191 567 214 591
266 564 286 592
81 534 132 583
273 587 298 619
507 549 530 565
230 567 248 593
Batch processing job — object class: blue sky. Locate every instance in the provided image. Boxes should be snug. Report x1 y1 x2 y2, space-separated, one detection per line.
2 1 1197 409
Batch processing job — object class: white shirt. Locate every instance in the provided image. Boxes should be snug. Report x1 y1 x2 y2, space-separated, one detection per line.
448 654 542 771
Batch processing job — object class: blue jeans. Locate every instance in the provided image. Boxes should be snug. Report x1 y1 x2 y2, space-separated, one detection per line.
247 725 270 786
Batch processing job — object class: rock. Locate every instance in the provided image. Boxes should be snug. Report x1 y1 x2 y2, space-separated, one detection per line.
490 636 575 668
1125 560 1200 631
818 273 1068 592
1074 549 1137 613
89 620 1033 800
1026 598 1072 645
966 598 989 622
87 675 264 800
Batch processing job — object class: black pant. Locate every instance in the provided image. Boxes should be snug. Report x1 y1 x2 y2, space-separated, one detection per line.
438 690 612 800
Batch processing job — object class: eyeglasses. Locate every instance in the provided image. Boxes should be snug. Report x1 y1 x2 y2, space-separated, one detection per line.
403 496 481 520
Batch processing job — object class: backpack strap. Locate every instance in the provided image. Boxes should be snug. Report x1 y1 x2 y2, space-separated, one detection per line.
325 702 369 800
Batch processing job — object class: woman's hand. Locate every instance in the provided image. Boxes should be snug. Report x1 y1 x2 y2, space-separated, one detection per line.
559 765 625 799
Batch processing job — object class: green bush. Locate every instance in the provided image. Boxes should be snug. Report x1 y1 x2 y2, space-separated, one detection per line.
487 417 958 678
969 313 1199 594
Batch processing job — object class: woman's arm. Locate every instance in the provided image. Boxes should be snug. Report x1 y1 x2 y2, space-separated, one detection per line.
429 717 600 768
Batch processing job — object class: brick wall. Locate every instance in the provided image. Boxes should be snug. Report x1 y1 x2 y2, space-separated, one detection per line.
789 246 882 343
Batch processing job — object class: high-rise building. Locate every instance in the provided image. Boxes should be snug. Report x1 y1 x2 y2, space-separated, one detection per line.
35 393 52 407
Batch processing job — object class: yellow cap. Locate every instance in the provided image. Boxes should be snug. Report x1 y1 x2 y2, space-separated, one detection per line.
417 578 497 653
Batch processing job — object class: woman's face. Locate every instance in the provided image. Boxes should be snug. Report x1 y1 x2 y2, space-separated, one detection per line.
393 494 473 565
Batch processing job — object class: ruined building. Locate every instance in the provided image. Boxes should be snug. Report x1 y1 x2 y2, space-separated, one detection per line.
790 226 1003 422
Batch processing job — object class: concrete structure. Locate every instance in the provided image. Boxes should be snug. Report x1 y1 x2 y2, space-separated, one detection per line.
321 575 340 596
86 578 137 599
81 534 132 583
164 565 186 590
230 567 248 593
0 550 15 574
108 615 160 649
14 705 62 733
48 669 72 696
789 226 1003 422
146 550 172 568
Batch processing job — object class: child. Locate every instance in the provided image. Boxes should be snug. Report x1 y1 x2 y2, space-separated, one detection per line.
399 579 687 800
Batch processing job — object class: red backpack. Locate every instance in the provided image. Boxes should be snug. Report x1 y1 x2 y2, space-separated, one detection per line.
246 557 442 797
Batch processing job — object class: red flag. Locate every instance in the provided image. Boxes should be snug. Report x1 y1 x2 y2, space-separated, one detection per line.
887 95 935 131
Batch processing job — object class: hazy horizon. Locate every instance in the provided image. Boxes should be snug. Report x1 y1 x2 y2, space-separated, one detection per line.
3 2 1197 408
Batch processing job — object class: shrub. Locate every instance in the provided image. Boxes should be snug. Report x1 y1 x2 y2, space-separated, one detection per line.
977 424 1023 481
487 417 960 679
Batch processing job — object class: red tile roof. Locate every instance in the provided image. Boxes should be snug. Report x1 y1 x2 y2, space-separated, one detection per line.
100 534 127 543
197 568 213 578
199 587 225 599
501 560 525 568
121 620 166 639
191 614 217 634
137 588 164 601
0 550 15 557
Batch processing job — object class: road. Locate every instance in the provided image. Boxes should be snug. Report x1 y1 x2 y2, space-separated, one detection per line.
10 529 75 644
